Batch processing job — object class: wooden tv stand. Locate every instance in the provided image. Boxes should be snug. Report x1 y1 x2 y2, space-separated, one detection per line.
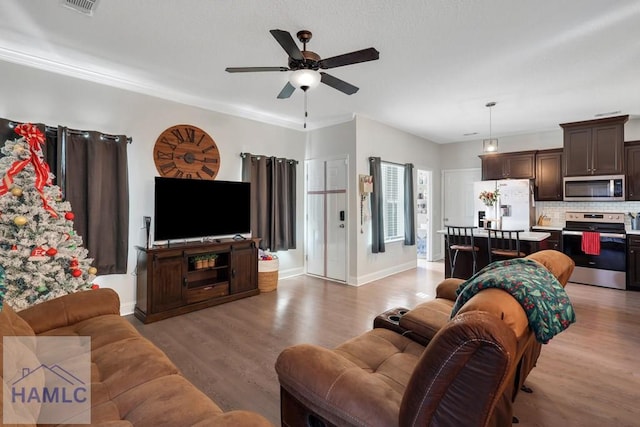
134 238 259 324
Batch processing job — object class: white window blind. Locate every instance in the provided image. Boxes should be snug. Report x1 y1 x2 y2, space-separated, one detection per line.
381 162 405 241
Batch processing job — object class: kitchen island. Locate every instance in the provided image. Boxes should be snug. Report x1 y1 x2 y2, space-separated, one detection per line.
437 228 551 279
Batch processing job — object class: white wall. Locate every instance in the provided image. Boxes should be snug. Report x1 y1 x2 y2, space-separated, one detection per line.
355 116 441 284
439 129 563 170
0 60 306 314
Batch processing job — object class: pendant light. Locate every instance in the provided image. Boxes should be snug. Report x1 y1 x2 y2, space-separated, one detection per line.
483 101 498 153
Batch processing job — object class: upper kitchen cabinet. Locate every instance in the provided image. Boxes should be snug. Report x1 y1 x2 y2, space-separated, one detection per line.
535 148 563 201
561 115 628 176
625 141 640 201
480 151 536 180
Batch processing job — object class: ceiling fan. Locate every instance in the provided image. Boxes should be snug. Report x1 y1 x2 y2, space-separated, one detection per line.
225 29 379 99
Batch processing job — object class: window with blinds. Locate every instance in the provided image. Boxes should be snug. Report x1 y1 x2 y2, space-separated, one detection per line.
381 162 405 241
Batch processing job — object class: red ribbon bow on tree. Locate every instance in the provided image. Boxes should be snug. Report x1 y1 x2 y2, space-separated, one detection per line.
0 123 58 217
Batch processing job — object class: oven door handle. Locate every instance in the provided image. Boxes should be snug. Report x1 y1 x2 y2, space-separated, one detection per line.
562 230 626 239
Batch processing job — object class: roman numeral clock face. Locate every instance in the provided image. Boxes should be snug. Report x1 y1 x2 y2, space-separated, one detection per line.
153 124 221 180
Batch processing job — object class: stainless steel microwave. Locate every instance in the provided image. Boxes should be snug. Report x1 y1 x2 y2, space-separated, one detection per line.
563 175 625 201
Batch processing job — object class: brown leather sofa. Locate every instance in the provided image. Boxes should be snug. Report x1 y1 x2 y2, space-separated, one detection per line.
1 288 273 427
275 250 575 427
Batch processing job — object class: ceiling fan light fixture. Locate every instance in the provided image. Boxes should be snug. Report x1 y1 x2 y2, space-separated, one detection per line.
289 69 321 90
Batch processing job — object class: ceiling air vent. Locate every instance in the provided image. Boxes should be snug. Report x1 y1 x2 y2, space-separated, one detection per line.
60 0 100 16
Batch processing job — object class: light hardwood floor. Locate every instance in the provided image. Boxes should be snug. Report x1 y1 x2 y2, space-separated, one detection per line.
127 261 640 427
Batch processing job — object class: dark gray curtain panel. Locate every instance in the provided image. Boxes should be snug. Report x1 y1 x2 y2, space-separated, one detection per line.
369 156 385 253
61 127 130 274
0 118 130 274
404 163 416 246
242 153 296 251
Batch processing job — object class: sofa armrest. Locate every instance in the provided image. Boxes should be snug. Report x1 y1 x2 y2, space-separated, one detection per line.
399 299 453 343
18 288 121 334
275 343 400 427
435 278 465 301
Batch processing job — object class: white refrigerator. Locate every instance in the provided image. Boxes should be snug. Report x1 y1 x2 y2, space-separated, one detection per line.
473 179 535 231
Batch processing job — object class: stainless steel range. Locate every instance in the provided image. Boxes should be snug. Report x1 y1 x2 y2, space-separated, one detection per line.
562 212 626 290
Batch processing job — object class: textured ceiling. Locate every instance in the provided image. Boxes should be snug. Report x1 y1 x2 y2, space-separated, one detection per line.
1 0 639 143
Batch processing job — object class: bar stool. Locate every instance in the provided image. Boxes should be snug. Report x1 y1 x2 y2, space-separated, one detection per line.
445 226 479 278
487 229 526 263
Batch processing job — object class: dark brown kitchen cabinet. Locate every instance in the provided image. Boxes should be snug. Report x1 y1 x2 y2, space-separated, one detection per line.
535 149 563 201
625 141 640 200
480 151 536 180
561 115 628 176
535 228 562 252
627 235 640 291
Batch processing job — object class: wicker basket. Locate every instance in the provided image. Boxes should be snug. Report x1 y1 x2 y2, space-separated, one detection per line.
258 259 279 292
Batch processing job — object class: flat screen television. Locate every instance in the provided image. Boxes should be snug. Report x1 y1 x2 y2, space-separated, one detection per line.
154 177 251 242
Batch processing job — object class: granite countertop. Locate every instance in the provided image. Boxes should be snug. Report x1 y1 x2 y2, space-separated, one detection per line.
437 228 551 242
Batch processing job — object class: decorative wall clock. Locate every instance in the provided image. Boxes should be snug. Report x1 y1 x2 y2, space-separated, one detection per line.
153 124 221 179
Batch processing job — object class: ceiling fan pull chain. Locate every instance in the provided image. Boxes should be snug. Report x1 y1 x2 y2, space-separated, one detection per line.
304 90 308 129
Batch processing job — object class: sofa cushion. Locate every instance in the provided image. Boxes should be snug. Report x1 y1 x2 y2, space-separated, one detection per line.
277 328 424 427
113 374 223 427
335 328 424 394
38 314 180 401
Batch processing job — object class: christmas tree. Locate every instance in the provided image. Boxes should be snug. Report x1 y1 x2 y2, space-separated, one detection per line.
0 123 97 311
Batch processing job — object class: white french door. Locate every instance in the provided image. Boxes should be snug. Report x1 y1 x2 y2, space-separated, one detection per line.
306 158 347 282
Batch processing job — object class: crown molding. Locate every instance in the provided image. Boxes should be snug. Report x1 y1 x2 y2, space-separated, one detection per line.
0 46 315 132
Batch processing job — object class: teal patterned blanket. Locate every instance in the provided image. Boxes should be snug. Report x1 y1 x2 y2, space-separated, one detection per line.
451 258 576 344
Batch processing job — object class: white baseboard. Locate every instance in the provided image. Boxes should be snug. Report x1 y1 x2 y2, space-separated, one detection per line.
354 261 417 286
279 267 304 279
120 301 135 316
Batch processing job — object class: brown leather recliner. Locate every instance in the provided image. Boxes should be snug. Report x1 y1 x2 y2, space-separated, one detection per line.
275 250 575 427
399 250 575 426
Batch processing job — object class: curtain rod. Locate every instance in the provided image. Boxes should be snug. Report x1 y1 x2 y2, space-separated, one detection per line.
240 152 299 164
5 121 131 144
369 157 412 168
44 125 132 144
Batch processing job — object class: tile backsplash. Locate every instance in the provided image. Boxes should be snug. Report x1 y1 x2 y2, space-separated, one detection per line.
536 201 640 228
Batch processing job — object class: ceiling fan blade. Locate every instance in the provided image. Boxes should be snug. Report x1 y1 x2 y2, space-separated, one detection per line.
270 29 304 61
320 72 359 95
318 47 380 69
225 66 289 73
277 82 296 99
